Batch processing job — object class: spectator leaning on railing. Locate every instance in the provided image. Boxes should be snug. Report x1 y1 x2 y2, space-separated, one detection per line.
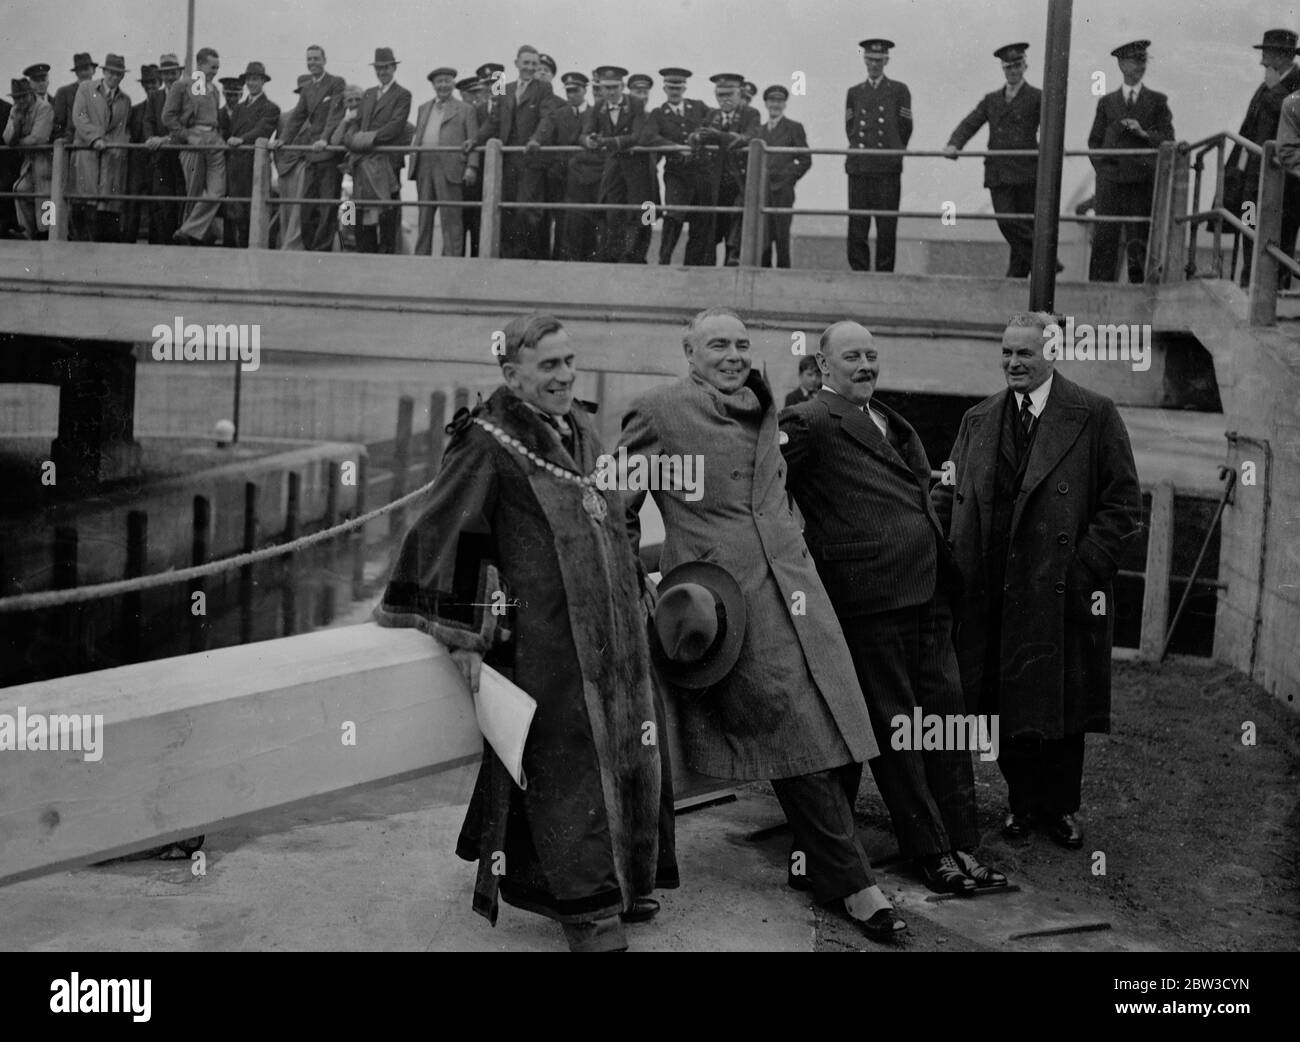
70 53 132 244
162 46 227 246
54 52 98 241
142 54 185 244
223 62 280 250
3 77 53 240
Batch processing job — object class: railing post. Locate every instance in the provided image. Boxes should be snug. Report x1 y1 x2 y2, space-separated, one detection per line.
1144 140 1176 283
390 394 414 539
1248 141 1285 327
190 494 210 653
49 140 68 242
123 509 147 662
249 138 271 249
240 482 259 644
282 471 300 636
1138 481 1175 661
350 454 368 601
1211 142 1226 278
480 139 504 259
426 390 447 483
738 138 766 268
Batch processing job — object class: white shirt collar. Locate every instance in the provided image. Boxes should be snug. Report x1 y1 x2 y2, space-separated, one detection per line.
378 80 392 96
1015 371 1054 417
1124 82 1142 100
820 384 887 433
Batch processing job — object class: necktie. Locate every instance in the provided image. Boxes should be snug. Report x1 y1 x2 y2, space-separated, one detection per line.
539 411 575 456
1125 89 1135 109
572 105 580 118
1019 396 1035 437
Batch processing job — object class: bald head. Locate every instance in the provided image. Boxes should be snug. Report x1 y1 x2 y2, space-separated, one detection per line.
817 321 879 406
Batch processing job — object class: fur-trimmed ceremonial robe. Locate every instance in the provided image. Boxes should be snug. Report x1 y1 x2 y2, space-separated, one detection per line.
376 385 676 926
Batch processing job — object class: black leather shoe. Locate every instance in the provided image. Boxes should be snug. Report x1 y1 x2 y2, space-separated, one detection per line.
953 849 1009 889
1045 812 1083 849
917 852 977 896
851 906 908 942
619 897 660 923
1002 811 1032 839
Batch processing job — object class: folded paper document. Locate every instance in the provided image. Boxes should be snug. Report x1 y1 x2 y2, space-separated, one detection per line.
471 665 537 789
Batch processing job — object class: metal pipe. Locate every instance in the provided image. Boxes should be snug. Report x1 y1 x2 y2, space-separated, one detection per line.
1159 468 1235 661
1030 0 1072 311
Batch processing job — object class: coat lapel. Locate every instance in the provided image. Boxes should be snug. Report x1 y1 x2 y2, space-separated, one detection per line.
961 394 1002 555
1010 376 1088 539
818 388 910 476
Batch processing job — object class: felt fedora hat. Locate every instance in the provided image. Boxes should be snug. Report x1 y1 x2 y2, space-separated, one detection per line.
649 560 746 689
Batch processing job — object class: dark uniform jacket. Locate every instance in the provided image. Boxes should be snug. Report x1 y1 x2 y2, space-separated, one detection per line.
845 76 912 175
758 116 811 185
1087 84 1175 183
947 83 1041 188
780 390 958 618
931 373 1141 739
695 104 759 187
581 95 654 199
474 78 559 168
643 97 711 170
532 101 604 187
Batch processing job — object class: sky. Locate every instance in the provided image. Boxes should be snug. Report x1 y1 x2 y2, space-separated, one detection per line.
3 0 1297 215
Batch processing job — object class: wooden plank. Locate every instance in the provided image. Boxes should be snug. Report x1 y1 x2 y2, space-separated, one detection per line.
1139 480 1176 660
0 624 481 885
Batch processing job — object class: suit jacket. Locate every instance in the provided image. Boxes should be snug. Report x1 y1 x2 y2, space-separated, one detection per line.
618 370 878 781
1087 85 1175 183
53 80 84 143
0 97 19 191
532 101 604 187
845 77 912 175
947 83 1041 188
642 98 711 170
3 97 54 187
280 72 346 168
408 95 479 184
581 95 653 199
352 82 412 175
474 78 558 167
931 373 1141 738
780 390 958 617
759 116 811 185
228 93 281 144
783 386 815 408
1230 63 1300 190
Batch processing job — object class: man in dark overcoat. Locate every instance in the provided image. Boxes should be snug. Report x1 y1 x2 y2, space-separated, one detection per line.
779 321 1008 894
757 84 811 269
640 68 712 265
1086 40 1175 283
376 312 676 952
223 62 280 249
580 66 653 263
845 38 912 272
932 312 1141 849
527 71 604 262
1228 29 1300 286
945 43 1041 278
619 306 907 943
690 73 759 266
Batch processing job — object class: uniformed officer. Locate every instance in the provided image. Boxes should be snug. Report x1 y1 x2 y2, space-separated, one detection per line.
529 71 604 262
23 63 54 105
458 73 492 256
758 84 811 268
945 43 1042 277
740 81 757 111
1086 40 1174 283
642 67 713 265
581 65 652 263
845 38 912 272
537 53 557 85
1229 29 1300 287
625 73 658 262
694 72 759 266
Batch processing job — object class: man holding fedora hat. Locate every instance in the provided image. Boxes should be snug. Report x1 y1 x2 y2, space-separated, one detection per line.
1230 29 1300 287
409 66 480 257
224 62 280 249
620 306 907 943
376 311 676 952
71 53 133 242
3 77 53 239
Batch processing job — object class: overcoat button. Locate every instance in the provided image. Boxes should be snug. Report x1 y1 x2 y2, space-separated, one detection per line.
1054 581 1066 593
1057 532 1069 544
731 468 741 478
802 548 808 559
1057 481 1069 493
955 492 964 502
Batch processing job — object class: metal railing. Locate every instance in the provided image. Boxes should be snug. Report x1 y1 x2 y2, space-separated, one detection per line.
3 130 1293 323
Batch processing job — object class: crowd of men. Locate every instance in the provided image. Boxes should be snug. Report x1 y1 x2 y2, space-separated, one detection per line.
2 32 1297 280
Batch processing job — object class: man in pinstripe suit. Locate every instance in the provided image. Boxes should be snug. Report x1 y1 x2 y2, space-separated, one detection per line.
779 320 1008 895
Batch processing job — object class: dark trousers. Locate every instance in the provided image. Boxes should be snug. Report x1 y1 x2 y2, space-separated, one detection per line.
462 178 482 257
1240 176 1300 287
1089 176 1153 283
841 598 980 859
847 173 900 271
998 733 1085 817
761 179 796 268
712 173 743 266
661 164 714 265
501 158 546 259
597 166 640 264
92 209 121 243
562 179 600 262
990 182 1036 277
148 154 183 244
770 763 875 905
298 161 341 251
378 186 401 254
543 167 567 260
